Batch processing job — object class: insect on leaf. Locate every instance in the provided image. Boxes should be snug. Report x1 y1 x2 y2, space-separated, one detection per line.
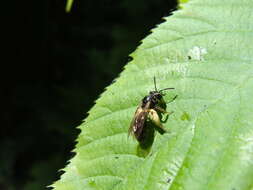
52 0 253 190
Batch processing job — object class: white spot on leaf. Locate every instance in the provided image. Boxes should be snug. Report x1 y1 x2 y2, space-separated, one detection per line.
187 46 207 61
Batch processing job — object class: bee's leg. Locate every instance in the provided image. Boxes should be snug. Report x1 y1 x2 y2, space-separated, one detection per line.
154 106 168 114
167 95 178 104
154 106 173 123
148 109 167 133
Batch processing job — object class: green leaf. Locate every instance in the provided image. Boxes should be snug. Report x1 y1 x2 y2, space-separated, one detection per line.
52 0 253 189
65 0 74 13
178 0 189 4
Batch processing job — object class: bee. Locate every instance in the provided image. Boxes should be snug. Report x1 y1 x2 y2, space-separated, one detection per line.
129 77 177 142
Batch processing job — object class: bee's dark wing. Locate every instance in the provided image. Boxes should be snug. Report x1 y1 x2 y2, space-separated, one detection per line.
129 105 149 141
129 106 142 136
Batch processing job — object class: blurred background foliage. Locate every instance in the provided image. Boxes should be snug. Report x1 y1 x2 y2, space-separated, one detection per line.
2 0 177 189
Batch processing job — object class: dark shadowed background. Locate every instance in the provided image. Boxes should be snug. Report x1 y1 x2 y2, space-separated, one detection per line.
1 0 177 189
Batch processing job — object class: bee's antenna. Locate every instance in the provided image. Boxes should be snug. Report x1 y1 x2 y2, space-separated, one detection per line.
159 87 175 92
154 76 158 91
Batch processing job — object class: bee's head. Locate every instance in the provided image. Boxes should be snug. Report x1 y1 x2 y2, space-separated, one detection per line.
142 92 162 106
142 77 175 107
149 91 163 100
